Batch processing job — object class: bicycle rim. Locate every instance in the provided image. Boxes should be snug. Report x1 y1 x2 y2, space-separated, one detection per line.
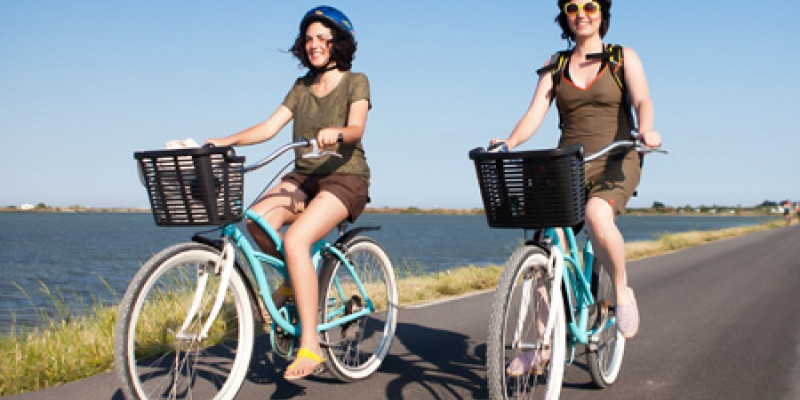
114 243 255 400
587 263 625 387
487 246 566 400
318 236 398 381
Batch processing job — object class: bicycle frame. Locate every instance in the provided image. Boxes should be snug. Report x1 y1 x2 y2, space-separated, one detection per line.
119 140 399 400
174 140 382 341
543 226 608 363
205 209 376 337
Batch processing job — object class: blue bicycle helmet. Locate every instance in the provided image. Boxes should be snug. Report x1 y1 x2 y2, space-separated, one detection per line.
300 6 355 39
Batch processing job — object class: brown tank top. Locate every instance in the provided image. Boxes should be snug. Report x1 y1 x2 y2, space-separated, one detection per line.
555 63 636 180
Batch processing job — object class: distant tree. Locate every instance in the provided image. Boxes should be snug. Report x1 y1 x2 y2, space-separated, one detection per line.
652 201 666 209
35 202 48 210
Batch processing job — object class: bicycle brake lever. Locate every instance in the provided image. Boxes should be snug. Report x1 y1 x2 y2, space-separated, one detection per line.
635 145 669 155
302 139 342 159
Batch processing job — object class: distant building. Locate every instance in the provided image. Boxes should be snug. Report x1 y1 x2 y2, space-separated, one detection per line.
20 203 34 210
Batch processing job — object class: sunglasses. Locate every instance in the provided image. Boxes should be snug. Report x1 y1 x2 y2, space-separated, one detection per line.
563 1 601 16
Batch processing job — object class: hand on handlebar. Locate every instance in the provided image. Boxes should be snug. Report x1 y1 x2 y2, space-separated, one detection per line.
317 128 345 148
637 130 662 149
488 138 513 153
487 141 509 153
303 138 342 159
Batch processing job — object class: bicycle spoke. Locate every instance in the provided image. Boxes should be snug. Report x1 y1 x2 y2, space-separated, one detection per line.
487 245 565 400
115 244 255 400
318 237 397 382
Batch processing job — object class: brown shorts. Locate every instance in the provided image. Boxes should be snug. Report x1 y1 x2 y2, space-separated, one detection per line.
281 172 369 221
586 153 642 215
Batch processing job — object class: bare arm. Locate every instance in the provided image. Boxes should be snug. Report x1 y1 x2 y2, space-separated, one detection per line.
317 99 369 147
622 47 661 148
206 105 293 147
492 67 554 150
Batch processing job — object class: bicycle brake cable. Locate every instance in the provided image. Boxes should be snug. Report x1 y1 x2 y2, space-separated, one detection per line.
247 159 295 210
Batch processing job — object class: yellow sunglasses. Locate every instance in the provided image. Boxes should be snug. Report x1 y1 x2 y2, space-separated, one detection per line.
563 1 601 16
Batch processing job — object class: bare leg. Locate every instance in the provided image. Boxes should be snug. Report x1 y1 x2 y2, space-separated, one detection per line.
584 197 631 305
585 197 639 337
283 191 349 378
246 181 307 255
247 182 307 306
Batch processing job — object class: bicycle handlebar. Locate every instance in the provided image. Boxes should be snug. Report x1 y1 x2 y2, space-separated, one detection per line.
483 138 667 162
584 139 668 162
242 139 341 173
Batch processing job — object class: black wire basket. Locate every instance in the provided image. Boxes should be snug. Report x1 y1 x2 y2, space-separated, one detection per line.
468 144 586 229
134 146 245 226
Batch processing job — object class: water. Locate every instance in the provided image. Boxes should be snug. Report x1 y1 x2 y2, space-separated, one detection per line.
0 212 775 333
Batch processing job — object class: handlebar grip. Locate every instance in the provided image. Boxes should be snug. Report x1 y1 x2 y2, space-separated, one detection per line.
487 142 509 153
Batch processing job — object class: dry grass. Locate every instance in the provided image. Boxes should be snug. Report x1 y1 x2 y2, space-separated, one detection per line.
398 265 503 305
626 219 783 261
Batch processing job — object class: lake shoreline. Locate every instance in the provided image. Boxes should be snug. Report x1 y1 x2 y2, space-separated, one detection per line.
0 206 780 217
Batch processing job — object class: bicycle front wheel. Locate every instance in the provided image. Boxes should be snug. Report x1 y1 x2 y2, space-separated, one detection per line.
114 242 255 400
487 245 566 400
587 261 625 387
318 236 398 382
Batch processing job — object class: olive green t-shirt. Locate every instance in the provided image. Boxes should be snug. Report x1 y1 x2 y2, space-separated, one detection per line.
282 71 371 184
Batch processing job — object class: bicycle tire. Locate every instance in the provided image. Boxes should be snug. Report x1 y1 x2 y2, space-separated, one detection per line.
487 245 566 400
587 262 625 387
114 242 255 400
317 236 398 382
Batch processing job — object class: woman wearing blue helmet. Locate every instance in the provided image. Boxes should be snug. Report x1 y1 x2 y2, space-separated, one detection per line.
207 5 371 381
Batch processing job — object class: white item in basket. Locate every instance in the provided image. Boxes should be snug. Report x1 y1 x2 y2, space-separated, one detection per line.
164 138 200 149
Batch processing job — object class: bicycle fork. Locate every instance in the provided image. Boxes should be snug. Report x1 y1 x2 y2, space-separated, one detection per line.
175 240 236 342
511 246 565 353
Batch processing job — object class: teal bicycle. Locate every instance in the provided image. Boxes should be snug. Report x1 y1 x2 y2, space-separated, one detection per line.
116 140 398 400
470 139 665 399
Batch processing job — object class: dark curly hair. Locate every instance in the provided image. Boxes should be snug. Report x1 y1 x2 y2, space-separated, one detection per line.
289 18 357 72
555 0 612 41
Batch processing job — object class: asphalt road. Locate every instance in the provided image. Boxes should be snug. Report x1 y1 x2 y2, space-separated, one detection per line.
6 226 800 400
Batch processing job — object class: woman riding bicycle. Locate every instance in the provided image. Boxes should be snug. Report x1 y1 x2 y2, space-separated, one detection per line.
491 0 662 348
206 5 371 381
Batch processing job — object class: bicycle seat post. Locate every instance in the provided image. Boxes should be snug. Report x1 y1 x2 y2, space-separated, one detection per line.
337 221 348 236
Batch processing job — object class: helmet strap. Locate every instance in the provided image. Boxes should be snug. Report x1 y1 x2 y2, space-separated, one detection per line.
310 63 339 75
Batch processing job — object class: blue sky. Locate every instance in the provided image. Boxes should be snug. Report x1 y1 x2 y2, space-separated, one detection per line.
2 1 798 209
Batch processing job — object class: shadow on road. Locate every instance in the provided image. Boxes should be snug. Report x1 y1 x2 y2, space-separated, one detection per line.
243 321 490 399
381 321 488 399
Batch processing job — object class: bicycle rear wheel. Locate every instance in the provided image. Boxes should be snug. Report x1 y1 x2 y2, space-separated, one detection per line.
114 242 255 400
318 236 398 382
487 245 566 400
587 262 625 387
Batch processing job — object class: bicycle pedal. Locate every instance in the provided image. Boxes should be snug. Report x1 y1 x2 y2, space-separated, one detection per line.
345 295 363 314
339 295 364 339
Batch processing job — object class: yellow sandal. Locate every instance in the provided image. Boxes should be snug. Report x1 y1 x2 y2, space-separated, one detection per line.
284 347 326 381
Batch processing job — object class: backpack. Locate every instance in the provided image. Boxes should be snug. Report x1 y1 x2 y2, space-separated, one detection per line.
536 43 636 131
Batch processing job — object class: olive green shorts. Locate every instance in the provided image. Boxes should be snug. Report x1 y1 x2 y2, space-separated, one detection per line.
586 153 642 215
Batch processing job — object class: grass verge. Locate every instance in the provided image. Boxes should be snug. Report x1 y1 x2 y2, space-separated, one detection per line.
0 218 782 396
